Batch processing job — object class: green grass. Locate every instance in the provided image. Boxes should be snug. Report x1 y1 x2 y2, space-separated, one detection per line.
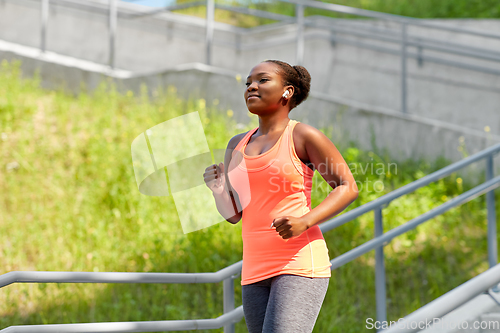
1 59 499 332
172 0 500 28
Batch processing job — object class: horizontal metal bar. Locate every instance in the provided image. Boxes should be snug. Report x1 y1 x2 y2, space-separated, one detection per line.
125 2 296 23
26 0 207 21
214 4 294 23
407 39 500 63
306 20 500 63
281 0 500 40
329 175 500 270
0 261 242 289
320 143 500 234
409 35 500 59
234 30 500 76
324 33 500 76
30 0 500 45
329 20 500 58
0 306 244 333
417 51 500 76
281 0 417 24
383 264 500 333
23 0 500 69
320 19 500 57
37 0 279 26
125 1 206 19
44 0 110 16
19 0 500 44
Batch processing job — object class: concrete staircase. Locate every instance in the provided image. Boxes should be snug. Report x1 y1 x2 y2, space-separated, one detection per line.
420 291 500 333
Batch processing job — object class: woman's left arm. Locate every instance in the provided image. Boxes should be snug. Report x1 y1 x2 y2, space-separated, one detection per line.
273 123 359 239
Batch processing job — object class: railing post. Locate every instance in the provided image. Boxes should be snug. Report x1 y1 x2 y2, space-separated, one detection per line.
374 206 387 329
417 44 423 67
487 154 497 268
401 22 407 114
206 0 215 66
223 276 235 333
108 0 117 69
41 0 49 53
295 3 304 66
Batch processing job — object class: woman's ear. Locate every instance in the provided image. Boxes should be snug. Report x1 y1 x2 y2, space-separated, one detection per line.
281 87 294 106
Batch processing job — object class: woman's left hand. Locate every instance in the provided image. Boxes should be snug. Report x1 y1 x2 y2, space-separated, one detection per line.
272 216 309 240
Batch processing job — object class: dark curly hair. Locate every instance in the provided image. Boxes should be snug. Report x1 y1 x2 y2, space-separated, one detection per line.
264 59 311 111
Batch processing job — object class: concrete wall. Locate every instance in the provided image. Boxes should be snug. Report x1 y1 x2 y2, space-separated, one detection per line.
1 0 499 138
2 39 499 178
1 0 500 173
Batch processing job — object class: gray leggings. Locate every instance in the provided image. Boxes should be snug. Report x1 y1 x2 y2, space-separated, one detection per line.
241 274 330 333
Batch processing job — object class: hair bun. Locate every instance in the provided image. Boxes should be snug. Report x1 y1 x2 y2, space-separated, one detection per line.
292 65 311 107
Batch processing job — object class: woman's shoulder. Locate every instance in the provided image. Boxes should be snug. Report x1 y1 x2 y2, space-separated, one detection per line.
293 121 335 164
293 121 326 142
227 130 251 150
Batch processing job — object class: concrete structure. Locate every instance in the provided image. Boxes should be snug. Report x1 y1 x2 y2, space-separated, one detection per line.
419 293 500 333
1 0 500 171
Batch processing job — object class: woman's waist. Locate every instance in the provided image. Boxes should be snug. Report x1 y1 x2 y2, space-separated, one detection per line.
242 235 330 267
241 193 311 222
242 226 325 249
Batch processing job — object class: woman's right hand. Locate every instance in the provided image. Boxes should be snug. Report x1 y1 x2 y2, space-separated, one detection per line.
203 162 226 195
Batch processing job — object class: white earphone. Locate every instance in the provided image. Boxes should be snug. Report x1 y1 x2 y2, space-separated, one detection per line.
282 91 290 98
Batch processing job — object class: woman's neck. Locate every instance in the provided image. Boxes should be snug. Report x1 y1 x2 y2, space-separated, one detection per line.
257 112 290 135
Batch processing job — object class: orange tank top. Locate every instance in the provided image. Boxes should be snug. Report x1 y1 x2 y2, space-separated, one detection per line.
228 119 332 285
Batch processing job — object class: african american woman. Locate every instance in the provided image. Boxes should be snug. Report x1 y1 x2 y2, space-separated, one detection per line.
203 59 358 333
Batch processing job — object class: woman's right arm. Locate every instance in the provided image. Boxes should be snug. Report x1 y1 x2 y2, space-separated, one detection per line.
203 134 245 224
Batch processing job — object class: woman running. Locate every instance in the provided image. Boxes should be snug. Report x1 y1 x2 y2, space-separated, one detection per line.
203 59 358 333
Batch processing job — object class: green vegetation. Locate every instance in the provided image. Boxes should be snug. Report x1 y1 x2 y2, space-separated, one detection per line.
172 0 500 28
1 59 499 332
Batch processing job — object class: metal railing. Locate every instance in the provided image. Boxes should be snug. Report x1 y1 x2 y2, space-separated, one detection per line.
32 0 500 114
0 262 243 333
383 262 500 333
318 142 500 325
284 0 500 114
1 142 499 332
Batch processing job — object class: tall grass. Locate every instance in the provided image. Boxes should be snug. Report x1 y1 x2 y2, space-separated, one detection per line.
0 59 498 332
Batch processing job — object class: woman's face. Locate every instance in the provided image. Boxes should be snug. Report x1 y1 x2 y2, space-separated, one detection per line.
244 62 287 115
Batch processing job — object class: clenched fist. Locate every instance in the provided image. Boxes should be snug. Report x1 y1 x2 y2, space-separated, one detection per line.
271 216 309 240
203 162 226 195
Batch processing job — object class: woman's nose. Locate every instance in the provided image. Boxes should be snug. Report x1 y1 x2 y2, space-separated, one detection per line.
247 82 258 91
